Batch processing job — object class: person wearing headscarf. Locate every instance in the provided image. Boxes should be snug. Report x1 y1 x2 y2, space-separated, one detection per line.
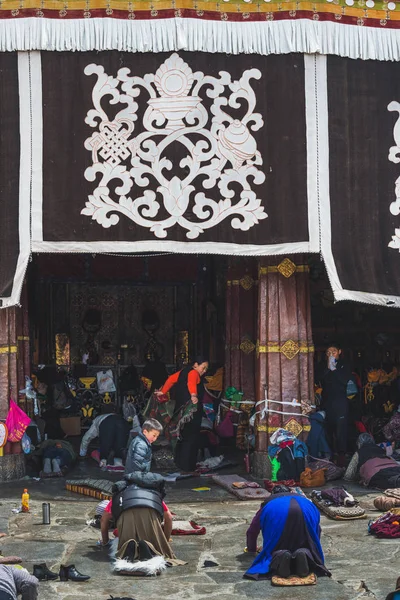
344 433 400 489
244 487 330 580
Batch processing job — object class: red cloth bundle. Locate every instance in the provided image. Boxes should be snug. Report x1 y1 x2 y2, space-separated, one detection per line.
264 479 298 492
370 512 400 538
156 392 170 404
171 521 206 535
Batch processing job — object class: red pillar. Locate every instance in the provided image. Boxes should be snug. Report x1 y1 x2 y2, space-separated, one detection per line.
253 256 314 477
0 285 30 419
224 258 257 401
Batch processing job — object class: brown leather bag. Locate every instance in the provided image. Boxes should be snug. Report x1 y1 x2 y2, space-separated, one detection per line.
300 467 326 488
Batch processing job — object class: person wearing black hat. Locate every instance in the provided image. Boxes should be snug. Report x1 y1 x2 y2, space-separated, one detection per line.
316 344 352 467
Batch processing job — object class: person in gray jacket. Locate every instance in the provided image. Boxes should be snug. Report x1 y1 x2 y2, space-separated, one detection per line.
125 419 163 474
0 565 39 600
80 408 140 468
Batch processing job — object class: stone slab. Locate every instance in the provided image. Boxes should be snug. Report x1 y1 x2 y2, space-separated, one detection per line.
0 489 398 600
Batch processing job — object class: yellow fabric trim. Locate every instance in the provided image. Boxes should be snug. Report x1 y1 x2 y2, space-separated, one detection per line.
17 336 30 341
257 342 314 354
256 425 268 432
1 0 399 18
256 424 311 433
259 265 309 276
0 345 18 354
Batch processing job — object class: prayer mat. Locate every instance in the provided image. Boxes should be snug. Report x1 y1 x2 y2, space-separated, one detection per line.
212 474 270 500
374 496 400 511
0 556 22 564
384 488 400 501
171 521 206 536
312 496 366 520
65 478 114 500
271 573 317 586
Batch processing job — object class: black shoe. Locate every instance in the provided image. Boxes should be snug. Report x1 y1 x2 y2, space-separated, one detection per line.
138 540 155 562
59 564 90 582
293 550 310 578
107 597 137 600
276 551 292 578
33 563 58 581
122 540 138 563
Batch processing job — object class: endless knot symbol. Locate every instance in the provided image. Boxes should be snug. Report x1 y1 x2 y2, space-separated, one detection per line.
93 122 132 167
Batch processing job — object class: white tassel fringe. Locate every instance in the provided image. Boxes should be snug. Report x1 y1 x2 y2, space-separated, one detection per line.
2 18 400 61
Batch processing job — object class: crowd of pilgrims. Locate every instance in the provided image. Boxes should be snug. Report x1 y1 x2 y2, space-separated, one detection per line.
6 346 400 599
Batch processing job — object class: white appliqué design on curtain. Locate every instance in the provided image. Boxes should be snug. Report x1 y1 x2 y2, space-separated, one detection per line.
82 53 266 239
388 101 400 251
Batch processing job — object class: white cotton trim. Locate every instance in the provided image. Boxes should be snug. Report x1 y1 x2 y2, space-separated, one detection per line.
31 240 313 256
113 555 167 575
2 19 400 61
30 51 43 247
333 289 400 308
305 54 322 256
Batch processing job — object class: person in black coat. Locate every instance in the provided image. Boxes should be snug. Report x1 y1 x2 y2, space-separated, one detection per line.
125 419 163 474
316 344 352 467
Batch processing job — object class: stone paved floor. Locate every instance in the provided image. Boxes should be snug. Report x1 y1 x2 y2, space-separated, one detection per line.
0 479 397 600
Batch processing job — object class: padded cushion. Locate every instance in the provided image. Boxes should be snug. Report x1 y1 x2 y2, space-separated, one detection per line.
271 573 317 586
312 496 366 520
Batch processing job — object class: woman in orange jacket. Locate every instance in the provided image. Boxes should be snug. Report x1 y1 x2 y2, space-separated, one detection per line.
157 356 209 472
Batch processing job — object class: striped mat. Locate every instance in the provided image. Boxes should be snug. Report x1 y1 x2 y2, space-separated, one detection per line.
65 478 114 500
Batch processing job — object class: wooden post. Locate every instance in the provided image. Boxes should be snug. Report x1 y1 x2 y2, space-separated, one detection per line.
0 284 31 419
224 258 257 401
253 256 314 478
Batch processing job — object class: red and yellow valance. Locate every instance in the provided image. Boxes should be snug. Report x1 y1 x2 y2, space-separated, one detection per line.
1 0 400 59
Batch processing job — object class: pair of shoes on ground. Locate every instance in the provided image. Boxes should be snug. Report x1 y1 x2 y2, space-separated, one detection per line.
107 597 137 600
123 540 155 563
33 563 90 582
277 550 310 579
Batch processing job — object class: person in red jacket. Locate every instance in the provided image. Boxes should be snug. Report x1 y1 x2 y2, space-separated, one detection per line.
99 498 173 546
157 356 209 472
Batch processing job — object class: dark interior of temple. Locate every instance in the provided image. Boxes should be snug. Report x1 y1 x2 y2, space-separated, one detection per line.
27 253 400 369
25 253 400 431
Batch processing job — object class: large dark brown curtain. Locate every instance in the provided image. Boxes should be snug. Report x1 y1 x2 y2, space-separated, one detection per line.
327 56 400 302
